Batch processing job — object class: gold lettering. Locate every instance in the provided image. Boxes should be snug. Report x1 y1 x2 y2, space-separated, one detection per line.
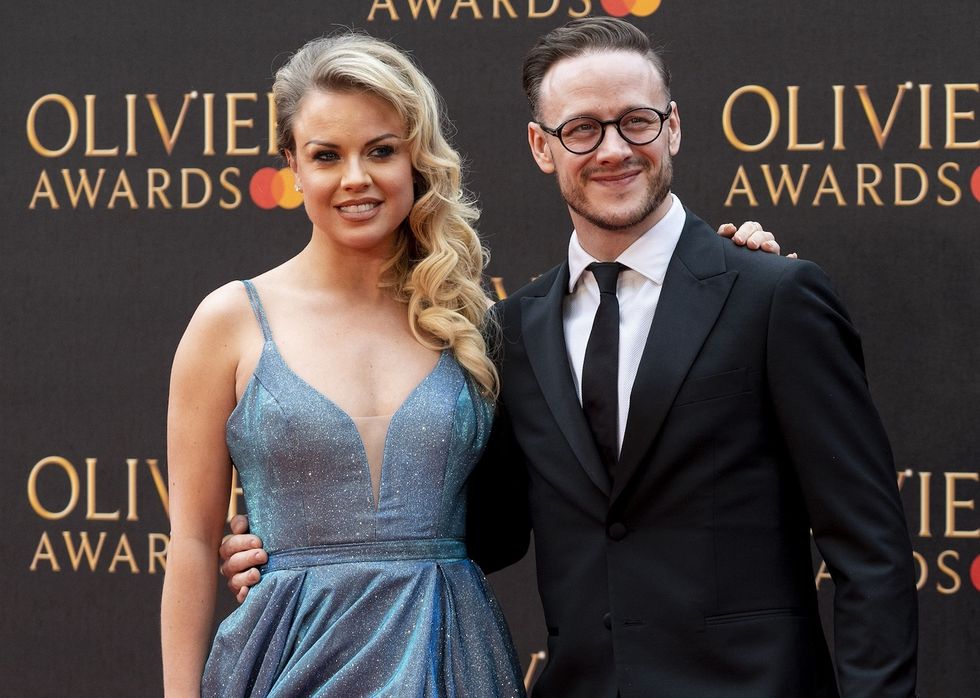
227 93 260 155
912 551 927 590
127 458 139 521
148 533 169 573
786 87 823 150
107 169 138 209
451 0 482 18
368 0 401 20
490 276 508 300
761 164 809 205
722 85 779 152
855 83 910 149
936 162 961 206
856 164 883 206
27 94 78 157
86 457 120 521
203 93 216 156
28 456 80 520
811 164 845 206
832 85 845 150
63 531 107 571
814 560 832 589
266 92 278 156
146 459 170 518
724 165 759 207
219 167 243 210
108 533 139 573
567 0 591 18
944 83 980 149
936 550 961 594
493 0 517 17
30 532 61 572
181 168 212 209
28 170 60 210
894 163 928 206
146 92 195 155
147 168 173 209
84 95 119 156
919 84 932 149
944 472 979 538
125 94 138 156
61 168 106 209
528 0 560 18
919 471 932 537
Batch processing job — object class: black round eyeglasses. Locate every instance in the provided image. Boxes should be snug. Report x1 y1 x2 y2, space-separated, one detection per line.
537 104 673 155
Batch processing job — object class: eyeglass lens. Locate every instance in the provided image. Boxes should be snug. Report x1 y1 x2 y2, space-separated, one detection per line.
559 108 665 153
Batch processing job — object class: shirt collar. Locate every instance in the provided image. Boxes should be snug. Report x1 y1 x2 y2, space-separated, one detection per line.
567 193 686 293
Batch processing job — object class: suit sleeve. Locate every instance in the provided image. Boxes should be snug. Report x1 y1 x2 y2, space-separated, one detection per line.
466 400 532 574
766 260 918 697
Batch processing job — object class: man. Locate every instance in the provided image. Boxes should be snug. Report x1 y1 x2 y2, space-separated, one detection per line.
221 18 917 697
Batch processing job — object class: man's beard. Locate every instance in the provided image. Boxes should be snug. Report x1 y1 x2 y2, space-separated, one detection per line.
560 154 673 232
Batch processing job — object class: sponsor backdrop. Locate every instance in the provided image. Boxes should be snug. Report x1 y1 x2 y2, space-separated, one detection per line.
2 1 977 694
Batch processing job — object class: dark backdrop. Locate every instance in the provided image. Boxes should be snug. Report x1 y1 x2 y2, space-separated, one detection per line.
2 1 977 694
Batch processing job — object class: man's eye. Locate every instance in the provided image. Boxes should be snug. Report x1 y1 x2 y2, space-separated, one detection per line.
566 122 597 136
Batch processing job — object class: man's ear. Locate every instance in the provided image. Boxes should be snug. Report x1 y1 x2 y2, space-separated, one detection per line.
528 122 556 174
666 101 681 156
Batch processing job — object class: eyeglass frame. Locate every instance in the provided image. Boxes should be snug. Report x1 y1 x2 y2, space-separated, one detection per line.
536 104 674 155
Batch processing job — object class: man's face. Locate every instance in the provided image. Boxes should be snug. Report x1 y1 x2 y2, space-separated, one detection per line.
528 50 681 243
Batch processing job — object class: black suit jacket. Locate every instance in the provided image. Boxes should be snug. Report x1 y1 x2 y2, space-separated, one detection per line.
467 209 917 697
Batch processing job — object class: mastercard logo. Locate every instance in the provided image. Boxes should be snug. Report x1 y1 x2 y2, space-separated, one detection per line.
600 0 662 17
249 167 304 210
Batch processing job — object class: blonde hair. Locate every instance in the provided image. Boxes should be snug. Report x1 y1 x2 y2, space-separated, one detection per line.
274 33 498 398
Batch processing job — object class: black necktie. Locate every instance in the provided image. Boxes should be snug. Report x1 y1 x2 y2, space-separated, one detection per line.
582 262 625 478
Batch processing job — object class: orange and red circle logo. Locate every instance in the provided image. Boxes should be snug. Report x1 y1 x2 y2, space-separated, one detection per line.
249 167 303 210
600 0 662 17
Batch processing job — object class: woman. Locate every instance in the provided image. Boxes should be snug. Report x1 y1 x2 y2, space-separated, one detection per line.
161 33 524 696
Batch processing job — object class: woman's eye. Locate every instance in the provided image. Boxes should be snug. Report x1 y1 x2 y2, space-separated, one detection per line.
313 151 339 162
371 144 395 158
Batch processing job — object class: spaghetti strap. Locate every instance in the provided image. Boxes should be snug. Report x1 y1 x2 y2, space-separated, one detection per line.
240 279 273 341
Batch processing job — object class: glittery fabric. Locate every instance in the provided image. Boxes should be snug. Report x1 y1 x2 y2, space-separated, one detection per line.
201 280 524 697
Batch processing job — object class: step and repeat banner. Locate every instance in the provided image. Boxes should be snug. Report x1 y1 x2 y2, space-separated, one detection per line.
2 1 977 695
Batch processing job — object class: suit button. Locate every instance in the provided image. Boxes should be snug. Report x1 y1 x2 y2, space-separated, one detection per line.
602 613 612 630
607 522 627 540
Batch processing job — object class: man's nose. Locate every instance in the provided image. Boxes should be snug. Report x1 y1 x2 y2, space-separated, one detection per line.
594 123 633 162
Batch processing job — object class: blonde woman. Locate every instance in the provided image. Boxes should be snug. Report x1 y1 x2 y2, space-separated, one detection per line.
161 33 524 696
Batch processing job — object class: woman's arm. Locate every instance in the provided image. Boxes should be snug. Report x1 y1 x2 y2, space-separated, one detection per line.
161 287 242 696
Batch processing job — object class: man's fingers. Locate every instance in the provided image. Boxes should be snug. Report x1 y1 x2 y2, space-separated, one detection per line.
787 252 798 259
218 533 263 563
230 568 261 595
229 514 250 534
760 239 781 255
717 222 737 238
733 221 762 245
222 547 267 578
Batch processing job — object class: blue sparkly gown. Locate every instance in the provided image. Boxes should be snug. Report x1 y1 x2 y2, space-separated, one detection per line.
201 280 524 697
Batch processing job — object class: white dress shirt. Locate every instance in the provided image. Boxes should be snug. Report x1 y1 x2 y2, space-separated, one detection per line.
563 193 686 454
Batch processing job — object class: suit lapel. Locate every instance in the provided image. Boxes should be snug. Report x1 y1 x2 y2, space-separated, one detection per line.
521 263 611 495
613 211 738 502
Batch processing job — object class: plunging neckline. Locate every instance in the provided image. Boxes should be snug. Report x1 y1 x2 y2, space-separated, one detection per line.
263 341 448 509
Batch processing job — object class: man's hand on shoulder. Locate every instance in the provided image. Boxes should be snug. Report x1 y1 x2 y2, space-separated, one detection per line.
718 221 798 258
218 514 267 604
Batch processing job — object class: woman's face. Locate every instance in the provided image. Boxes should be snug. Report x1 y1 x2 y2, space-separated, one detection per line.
287 88 415 255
